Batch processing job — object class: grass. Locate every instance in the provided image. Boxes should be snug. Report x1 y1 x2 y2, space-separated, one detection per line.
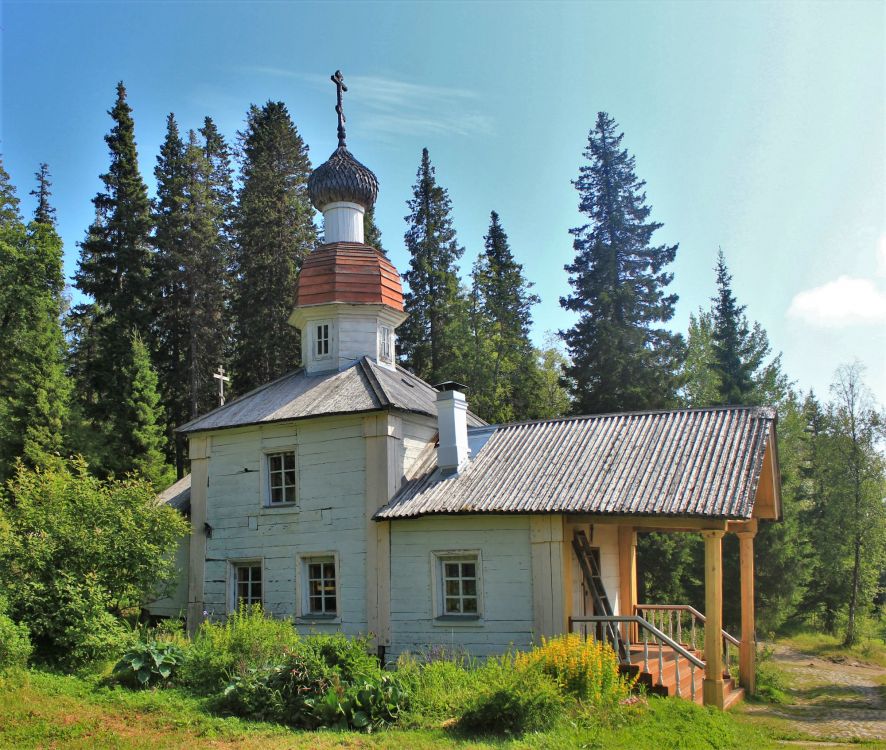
780 629 886 669
0 669 779 750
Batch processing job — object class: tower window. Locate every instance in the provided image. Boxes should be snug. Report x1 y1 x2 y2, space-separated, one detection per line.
379 325 392 361
314 322 330 358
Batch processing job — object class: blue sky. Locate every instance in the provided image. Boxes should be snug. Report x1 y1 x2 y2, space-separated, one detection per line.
4 1 884 404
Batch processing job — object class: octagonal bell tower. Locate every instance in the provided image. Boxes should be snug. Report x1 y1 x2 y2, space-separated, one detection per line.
290 71 407 374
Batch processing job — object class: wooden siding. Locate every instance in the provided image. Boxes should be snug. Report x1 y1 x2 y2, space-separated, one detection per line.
201 416 369 635
388 515 534 658
145 532 190 619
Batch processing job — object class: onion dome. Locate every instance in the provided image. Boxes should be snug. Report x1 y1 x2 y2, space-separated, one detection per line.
295 242 403 311
307 146 379 211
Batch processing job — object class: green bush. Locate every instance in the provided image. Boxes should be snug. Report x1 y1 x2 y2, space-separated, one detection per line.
458 660 565 737
218 643 404 731
113 640 185 688
0 461 186 668
396 655 477 725
308 632 380 682
0 603 31 671
754 645 788 703
179 605 300 694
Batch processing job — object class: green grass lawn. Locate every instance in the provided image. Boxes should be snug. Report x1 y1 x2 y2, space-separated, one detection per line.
0 669 778 750
781 629 886 669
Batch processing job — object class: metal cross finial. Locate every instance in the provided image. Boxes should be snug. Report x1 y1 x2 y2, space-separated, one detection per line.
331 69 347 147
213 365 230 407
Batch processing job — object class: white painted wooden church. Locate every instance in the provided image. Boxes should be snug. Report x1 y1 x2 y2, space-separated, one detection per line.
150 73 782 709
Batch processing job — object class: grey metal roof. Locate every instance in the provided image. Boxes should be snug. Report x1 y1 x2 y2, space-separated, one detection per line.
177 358 484 434
375 406 777 521
157 473 191 514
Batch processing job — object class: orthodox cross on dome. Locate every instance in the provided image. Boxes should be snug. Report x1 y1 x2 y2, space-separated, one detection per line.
213 365 230 407
331 69 348 147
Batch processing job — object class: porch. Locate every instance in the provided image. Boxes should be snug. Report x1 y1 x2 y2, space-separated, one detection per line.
531 514 766 710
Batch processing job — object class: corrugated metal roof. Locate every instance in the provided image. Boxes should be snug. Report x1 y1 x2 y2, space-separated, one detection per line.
375 406 776 521
157 473 191 514
177 357 484 433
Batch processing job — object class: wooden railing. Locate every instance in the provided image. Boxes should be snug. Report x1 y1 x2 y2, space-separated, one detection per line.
636 604 740 676
569 614 705 701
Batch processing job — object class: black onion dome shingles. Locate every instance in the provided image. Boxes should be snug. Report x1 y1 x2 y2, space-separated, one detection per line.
308 146 379 211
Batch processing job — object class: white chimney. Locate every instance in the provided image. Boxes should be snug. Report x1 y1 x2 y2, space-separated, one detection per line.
436 384 470 473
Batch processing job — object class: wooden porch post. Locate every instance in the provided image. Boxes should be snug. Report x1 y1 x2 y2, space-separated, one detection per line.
702 529 725 709
737 523 757 695
618 526 637 616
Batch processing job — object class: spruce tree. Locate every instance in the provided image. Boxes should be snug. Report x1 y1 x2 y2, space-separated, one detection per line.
75 81 153 336
363 205 385 254
0 160 70 479
232 102 316 393
711 250 755 404
468 211 540 422
30 163 56 226
70 82 155 471
399 148 466 384
560 112 681 414
116 333 173 489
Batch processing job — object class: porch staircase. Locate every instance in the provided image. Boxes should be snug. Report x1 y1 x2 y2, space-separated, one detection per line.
620 644 744 708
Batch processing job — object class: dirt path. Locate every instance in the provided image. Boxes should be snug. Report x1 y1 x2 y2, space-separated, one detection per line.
741 643 886 745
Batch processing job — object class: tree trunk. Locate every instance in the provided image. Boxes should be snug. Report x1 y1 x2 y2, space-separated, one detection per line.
844 533 862 646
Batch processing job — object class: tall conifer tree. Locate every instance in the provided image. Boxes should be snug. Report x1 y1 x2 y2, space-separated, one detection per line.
0 161 70 479
560 112 681 414
399 148 466 384
711 250 755 404
468 211 540 422
69 82 157 472
232 102 316 393
363 205 385 254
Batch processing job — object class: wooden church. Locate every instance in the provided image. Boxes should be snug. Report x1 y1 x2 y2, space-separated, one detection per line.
150 73 782 710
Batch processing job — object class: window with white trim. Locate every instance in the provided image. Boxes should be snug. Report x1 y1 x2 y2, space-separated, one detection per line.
233 562 262 608
379 325 392 361
314 321 331 358
437 553 480 616
266 450 297 505
302 555 337 616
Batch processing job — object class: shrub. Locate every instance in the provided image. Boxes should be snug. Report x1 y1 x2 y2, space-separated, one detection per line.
0 595 31 671
516 633 634 704
219 645 405 731
458 660 564 737
113 639 185 688
0 461 187 667
219 648 334 724
179 605 300 694
396 654 476 725
309 632 380 682
754 645 788 703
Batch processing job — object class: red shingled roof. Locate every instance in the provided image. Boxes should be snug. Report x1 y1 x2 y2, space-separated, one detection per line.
296 242 403 310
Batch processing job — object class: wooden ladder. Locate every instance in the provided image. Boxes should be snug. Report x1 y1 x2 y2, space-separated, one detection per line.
571 530 627 661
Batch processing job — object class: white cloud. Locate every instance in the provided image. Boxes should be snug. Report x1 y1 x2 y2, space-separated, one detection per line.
243 67 493 139
788 275 886 327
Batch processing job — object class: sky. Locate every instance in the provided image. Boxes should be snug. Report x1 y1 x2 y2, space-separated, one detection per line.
3 1 884 405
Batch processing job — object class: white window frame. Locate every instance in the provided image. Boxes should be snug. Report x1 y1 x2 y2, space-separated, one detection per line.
312 320 332 360
262 448 298 507
297 552 340 621
378 324 392 362
229 559 263 612
431 550 483 621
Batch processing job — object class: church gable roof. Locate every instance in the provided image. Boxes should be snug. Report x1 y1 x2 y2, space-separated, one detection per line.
176 357 484 434
375 406 778 521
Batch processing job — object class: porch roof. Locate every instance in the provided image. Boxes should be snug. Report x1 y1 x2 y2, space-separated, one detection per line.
375 406 779 521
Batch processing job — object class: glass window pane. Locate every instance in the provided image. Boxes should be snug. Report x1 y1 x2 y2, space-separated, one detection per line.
270 486 281 503
462 563 476 578
445 598 460 613
444 563 459 578
463 597 477 613
462 579 476 596
284 486 295 502
326 596 336 613
445 580 460 596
